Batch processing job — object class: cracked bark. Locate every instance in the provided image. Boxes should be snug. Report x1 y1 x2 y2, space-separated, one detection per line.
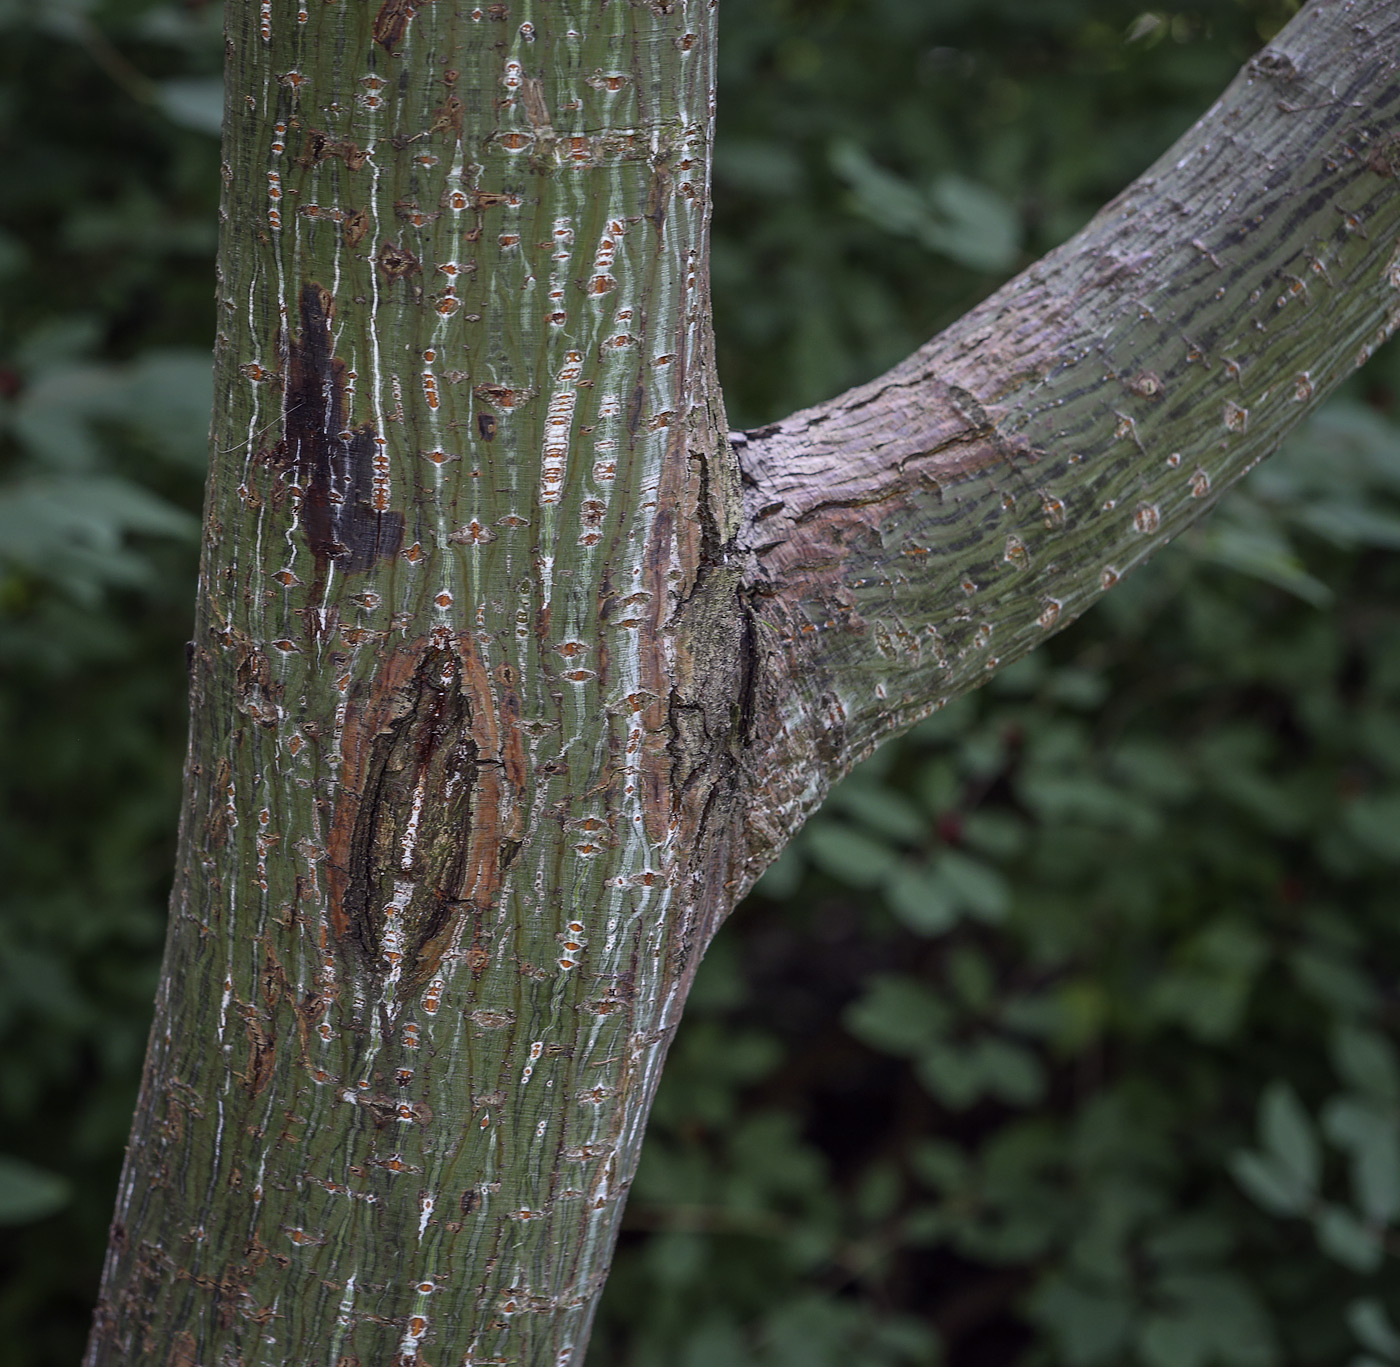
88 1 1400 1364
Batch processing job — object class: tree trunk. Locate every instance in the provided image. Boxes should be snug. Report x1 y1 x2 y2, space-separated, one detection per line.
87 2 1400 1364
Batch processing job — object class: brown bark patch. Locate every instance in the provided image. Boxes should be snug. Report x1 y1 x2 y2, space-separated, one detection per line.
372 0 419 53
1370 134 1400 179
240 1008 275 1097
343 209 370 247
284 283 404 575
326 638 522 997
430 95 464 138
169 1331 198 1367
234 638 279 727
376 240 421 280
299 131 368 170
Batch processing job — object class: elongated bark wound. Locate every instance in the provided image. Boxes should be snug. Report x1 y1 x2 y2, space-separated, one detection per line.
328 638 521 1010
285 282 403 574
337 648 476 993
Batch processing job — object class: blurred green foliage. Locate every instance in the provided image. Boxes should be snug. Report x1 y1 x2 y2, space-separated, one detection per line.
2 1 1399 1365
0 2 219 1362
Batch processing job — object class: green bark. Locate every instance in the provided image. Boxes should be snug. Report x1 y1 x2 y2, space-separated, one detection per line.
87 4 741 1364
88 1 1400 1363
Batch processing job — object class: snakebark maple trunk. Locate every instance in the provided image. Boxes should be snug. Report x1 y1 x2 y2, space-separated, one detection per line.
88 1 1400 1364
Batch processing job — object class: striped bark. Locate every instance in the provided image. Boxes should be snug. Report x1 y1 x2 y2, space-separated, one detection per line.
88 1 1400 1364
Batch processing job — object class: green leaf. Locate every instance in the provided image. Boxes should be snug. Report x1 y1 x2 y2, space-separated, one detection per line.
1290 947 1381 1016
1183 516 1332 606
1229 1151 1310 1217
829 141 1020 272
1140 1313 1210 1367
681 1317 753 1367
844 976 948 1056
647 1231 705 1289
1315 1204 1384 1273
1043 668 1109 711
0 1154 71 1225
909 1140 968 1192
1152 1271 1279 1365
714 138 804 194
1030 1277 1133 1366
883 863 959 936
916 1043 984 1110
1356 1132 1400 1225
936 850 1010 923
1260 1081 1320 1193
827 781 927 844
1323 1102 1400 1226
1347 794 1400 862
804 820 899 888
0 475 197 602
1348 1299 1400 1362
959 811 1027 859
1327 1030 1394 1103
1322 1096 1391 1152
1143 1216 1234 1265
1298 501 1400 550
922 173 1021 272
868 1314 942 1364
947 945 994 1010
975 1037 1046 1106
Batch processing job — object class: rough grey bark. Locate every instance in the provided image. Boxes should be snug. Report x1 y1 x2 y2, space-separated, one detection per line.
88 1 1400 1364
735 0 1400 871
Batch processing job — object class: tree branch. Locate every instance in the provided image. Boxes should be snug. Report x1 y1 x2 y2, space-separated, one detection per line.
734 0 1400 879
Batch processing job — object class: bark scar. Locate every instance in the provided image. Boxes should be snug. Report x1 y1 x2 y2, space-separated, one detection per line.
372 0 421 54
327 639 521 999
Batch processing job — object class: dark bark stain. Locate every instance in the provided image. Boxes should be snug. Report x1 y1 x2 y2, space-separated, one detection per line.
285 283 403 574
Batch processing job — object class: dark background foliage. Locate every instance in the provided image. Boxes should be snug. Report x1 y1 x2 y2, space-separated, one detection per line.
3 1 1399 1364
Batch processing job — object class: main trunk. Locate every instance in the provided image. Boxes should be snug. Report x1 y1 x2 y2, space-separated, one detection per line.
87 5 747 1364
90 0 1400 1363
